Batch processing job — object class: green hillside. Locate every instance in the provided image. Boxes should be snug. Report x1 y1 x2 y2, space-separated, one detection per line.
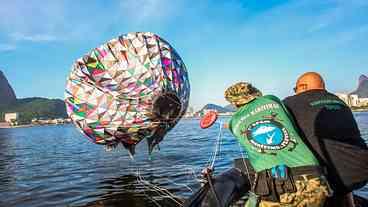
0 97 67 124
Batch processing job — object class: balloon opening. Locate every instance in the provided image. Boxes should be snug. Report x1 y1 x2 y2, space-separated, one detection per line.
152 93 182 123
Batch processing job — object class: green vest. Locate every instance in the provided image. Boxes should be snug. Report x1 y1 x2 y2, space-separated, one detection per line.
229 95 319 172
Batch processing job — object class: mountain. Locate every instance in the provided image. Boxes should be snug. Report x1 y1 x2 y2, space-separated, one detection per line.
0 70 67 124
224 104 237 112
351 74 368 98
0 97 67 124
198 104 233 113
0 70 16 106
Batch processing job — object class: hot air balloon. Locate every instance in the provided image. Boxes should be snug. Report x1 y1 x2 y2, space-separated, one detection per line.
65 32 190 155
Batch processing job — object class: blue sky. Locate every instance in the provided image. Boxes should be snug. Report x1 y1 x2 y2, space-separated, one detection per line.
0 0 367 109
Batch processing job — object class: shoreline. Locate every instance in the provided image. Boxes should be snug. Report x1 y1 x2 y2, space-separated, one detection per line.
352 109 368 112
0 123 71 129
0 124 34 129
1 111 365 129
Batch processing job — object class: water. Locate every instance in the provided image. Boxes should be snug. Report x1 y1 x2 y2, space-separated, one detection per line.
0 114 367 207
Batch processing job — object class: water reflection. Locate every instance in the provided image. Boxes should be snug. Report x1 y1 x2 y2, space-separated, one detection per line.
0 129 16 190
82 174 182 207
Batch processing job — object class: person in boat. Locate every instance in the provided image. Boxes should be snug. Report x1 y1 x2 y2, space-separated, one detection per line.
283 72 368 207
223 82 332 207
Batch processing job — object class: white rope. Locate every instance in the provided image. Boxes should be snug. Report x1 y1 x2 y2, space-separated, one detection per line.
210 121 223 169
162 178 194 193
135 168 184 207
137 174 163 207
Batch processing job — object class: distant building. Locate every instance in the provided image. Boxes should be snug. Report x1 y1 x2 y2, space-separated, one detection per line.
31 118 72 125
4 112 18 126
359 98 368 107
184 112 195 118
184 106 195 118
187 107 194 114
5 112 18 123
218 112 233 116
335 93 349 105
350 94 359 107
335 93 368 107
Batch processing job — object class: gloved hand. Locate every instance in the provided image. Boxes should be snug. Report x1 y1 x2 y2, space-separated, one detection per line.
201 167 214 177
198 167 214 186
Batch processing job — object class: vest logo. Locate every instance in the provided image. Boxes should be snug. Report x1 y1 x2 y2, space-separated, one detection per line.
245 119 290 151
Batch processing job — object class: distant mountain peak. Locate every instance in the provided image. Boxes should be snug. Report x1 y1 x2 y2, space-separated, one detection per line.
351 74 368 98
224 104 237 112
359 75 368 85
0 70 16 106
198 103 235 114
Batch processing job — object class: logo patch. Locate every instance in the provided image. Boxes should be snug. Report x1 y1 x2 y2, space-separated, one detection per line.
245 119 290 151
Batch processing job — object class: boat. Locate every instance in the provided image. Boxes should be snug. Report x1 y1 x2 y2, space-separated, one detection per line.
184 158 368 207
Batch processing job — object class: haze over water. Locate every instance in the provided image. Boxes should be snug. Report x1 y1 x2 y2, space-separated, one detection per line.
1 114 368 207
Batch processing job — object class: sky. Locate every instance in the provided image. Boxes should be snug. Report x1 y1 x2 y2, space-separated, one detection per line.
0 0 367 110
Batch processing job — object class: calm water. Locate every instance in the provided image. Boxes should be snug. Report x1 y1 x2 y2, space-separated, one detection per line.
1 113 368 207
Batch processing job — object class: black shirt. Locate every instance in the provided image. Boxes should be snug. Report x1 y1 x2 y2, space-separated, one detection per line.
284 90 367 162
284 89 368 194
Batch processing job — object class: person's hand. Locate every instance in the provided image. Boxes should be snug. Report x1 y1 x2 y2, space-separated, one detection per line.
201 167 213 177
198 167 213 185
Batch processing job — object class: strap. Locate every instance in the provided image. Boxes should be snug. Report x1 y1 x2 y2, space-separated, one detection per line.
234 158 325 202
205 171 222 207
252 165 324 202
289 165 323 180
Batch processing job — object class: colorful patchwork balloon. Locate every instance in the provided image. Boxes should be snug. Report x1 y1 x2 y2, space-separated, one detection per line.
65 32 190 155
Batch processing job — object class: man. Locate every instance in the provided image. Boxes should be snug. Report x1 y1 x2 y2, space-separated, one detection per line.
224 82 330 207
283 72 368 207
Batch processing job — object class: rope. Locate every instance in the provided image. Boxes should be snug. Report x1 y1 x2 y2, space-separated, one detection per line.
203 120 224 207
136 168 184 207
210 121 223 169
237 142 253 189
206 173 223 207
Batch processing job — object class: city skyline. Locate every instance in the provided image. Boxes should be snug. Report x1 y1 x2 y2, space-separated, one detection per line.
1 0 368 110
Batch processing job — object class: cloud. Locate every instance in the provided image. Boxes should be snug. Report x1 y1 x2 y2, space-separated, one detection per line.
0 0 69 46
306 1 368 33
237 0 368 49
11 33 60 42
334 24 368 45
119 0 184 25
0 44 16 52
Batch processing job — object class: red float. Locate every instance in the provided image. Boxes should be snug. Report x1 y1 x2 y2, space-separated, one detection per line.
200 111 218 129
